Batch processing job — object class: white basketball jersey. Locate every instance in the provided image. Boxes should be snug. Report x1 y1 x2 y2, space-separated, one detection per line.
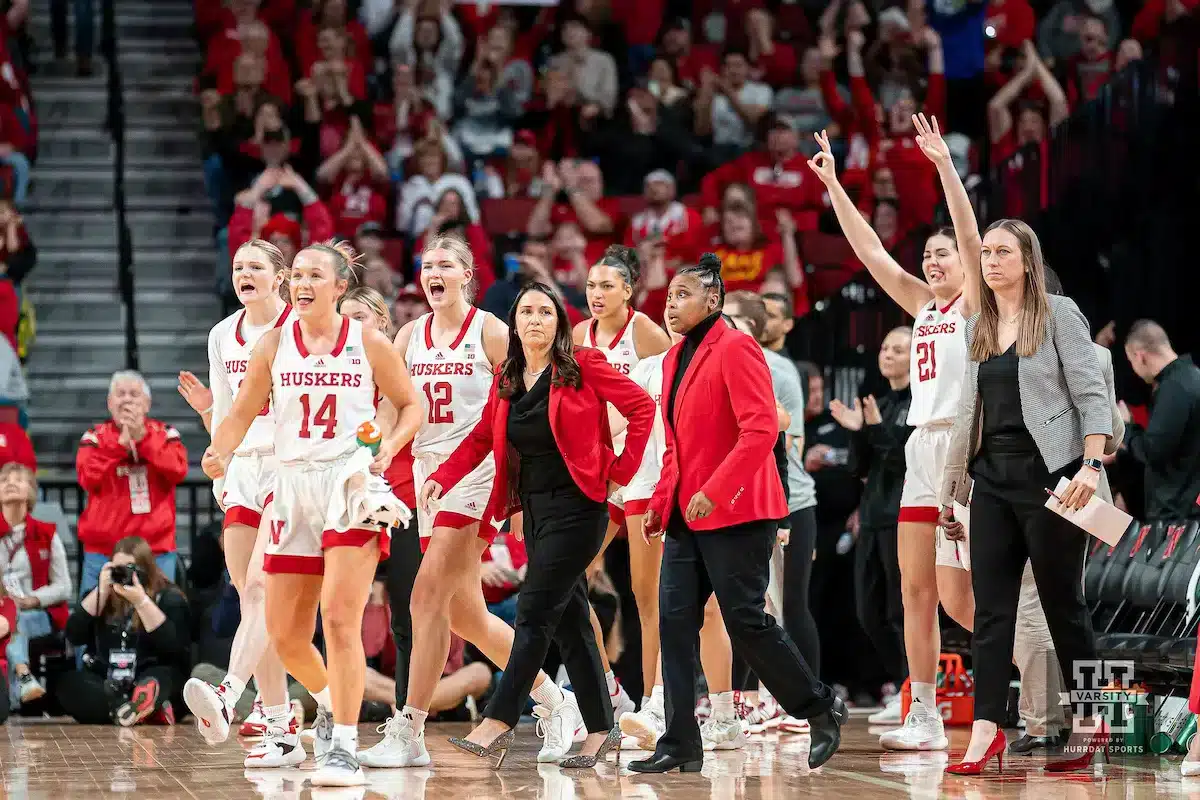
629 352 666 470
209 304 292 454
907 294 968 427
405 308 495 456
271 317 377 463
585 309 643 454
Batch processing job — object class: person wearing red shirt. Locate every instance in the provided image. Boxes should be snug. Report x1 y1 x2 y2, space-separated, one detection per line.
700 116 827 237
711 202 808 315
76 371 188 596
1064 15 1117 109
207 20 292 106
296 0 373 77
317 120 391 240
658 18 720 90
227 167 335 264
528 159 622 265
629 255 844 774
623 170 704 269
0 420 34 473
0 589 14 724
745 9 799 88
987 0 1036 48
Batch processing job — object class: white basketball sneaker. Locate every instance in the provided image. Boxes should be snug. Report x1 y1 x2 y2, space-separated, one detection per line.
243 718 307 768
183 679 236 746
702 715 747 751
620 703 666 751
311 746 365 787
534 691 585 763
879 701 949 751
868 693 903 725
358 712 432 768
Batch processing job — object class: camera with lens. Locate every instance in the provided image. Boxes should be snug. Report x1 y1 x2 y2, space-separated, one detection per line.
110 564 142 586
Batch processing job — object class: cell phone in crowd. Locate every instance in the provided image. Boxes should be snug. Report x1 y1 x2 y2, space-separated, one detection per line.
503 252 521 279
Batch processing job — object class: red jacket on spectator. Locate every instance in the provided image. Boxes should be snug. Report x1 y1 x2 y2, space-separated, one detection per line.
206 28 292 105
76 420 188 556
550 199 624 264
3 516 69 630
623 202 705 266
986 0 1036 49
1065 50 1115 109
295 12 373 76
0 422 35 472
0 278 15 352
1133 0 1199 41
329 177 389 240
227 200 334 262
0 594 14 675
0 103 31 158
700 152 827 234
672 44 721 89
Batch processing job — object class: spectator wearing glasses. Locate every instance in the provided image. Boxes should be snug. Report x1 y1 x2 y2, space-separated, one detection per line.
0 464 71 708
76 372 188 596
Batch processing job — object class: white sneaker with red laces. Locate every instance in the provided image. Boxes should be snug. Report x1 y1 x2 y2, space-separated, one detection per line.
778 715 811 734
743 697 784 734
239 699 267 737
243 718 307 768
183 679 236 746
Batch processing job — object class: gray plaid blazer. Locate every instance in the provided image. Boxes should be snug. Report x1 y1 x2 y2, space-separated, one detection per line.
940 294 1116 507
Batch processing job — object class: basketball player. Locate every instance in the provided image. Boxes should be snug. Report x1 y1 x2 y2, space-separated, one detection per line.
203 241 422 787
574 245 672 722
807 129 976 751
359 235 585 769
176 239 300 767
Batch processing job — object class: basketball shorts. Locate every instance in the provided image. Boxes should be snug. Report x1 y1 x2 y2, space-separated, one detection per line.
413 450 499 552
608 447 662 521
216 451 277 531
899 424 967 571
265 448 412 575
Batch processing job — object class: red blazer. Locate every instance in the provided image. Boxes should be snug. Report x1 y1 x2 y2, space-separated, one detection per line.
650 321 787 531
431 348 655 525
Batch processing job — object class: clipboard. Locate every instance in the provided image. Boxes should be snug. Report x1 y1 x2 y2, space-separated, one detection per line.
1044 477 1132 546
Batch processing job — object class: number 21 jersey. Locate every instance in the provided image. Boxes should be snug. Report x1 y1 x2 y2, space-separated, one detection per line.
272 317 377 462
907 294 967 427
405 308 495 456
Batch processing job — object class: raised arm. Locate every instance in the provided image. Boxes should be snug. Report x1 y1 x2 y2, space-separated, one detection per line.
805 130 932 318
912 113 981 315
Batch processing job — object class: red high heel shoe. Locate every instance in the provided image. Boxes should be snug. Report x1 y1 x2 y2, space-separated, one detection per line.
946 729 1007 775
1045 722 1110 772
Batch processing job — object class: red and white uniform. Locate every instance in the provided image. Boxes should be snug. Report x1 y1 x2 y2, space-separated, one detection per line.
265 317 408 574
584 309 645 520
208 305 291 530
610 352 666 517
405 307 498 547
899 294 969 570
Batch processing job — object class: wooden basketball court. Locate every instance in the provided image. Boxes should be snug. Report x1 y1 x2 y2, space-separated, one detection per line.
0 718 1187 799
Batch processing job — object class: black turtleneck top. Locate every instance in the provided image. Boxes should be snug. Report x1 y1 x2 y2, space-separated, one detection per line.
667 311 722 430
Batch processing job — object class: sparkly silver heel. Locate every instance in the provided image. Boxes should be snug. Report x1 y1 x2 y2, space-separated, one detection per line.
559 726 622 768
448 729 515 769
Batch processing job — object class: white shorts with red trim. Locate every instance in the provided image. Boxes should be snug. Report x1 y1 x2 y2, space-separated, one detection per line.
216 452 277 531
605 447 663 524
899 424 967 570
265 449 412 575
413 450 499 550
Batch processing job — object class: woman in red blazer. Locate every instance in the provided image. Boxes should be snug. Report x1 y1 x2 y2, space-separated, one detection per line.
629 254 846 775
421 282 655 768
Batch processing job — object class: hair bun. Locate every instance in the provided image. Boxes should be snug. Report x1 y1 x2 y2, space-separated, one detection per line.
602 244 640 284
697 252 723 276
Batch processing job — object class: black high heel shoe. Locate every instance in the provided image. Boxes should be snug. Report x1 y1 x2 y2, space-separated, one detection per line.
560 727 622 769
448 729 515 769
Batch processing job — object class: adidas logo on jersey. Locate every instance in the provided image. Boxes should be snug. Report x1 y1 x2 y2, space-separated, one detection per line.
434 352 446 360
314 358 326 367
924 314 935 322
466 501 477 510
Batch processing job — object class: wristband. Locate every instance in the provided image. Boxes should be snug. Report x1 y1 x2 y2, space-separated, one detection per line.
201 405 213 415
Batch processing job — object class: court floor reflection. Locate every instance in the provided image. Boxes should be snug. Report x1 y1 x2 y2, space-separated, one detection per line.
0 720 1192 799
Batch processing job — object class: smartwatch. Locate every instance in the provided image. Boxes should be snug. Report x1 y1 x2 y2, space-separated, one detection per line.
1083 458 1103 472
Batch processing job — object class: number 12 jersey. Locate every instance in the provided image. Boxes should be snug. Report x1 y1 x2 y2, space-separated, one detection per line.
907 294 968 427
405 308 495 456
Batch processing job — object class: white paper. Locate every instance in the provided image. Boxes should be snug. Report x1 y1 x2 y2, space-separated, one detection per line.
1044 477 1132 546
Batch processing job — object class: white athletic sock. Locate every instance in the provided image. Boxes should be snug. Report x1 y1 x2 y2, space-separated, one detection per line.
710 691 735 721
400 705 428 735
219 675 247 706
311 686 334 711
911 682 937 710
263 703 291 726
650 685 665 711
333 723 358 752
605 671 618 696
530 678 565 709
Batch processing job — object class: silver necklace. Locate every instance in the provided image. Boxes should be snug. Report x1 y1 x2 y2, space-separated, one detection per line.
1000 312 1022 325
525 365 548 379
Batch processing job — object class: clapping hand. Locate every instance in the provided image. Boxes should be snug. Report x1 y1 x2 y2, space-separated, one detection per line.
202 446 229 480
829 398 864 431
862 395 883 425
177 371 214 415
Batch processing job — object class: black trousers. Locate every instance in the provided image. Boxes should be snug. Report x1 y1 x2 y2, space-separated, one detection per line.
732 507 823 691
56 665 181 725
854 523 907 684
386 519 422 710
484 486 612 732
658 518 833 758
969 449 1096 722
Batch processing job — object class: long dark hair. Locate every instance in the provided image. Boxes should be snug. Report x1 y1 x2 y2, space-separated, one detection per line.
105 535 181 632
497 282 581 399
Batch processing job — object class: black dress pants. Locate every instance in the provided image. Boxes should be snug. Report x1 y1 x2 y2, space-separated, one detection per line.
386 519 422 710
969 448 1095 722
483 486 612 732
57 665 181 725
658 517 833 758
854 523 907 684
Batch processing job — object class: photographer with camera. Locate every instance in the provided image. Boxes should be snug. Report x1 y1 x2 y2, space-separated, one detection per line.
58 536 190 726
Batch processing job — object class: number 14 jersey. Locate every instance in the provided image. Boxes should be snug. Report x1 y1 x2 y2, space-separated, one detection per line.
907 294 968 427
405 308 495 456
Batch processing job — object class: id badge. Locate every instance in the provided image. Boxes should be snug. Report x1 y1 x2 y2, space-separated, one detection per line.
127 466 151 515
2 571 22 599
108 648 137 683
